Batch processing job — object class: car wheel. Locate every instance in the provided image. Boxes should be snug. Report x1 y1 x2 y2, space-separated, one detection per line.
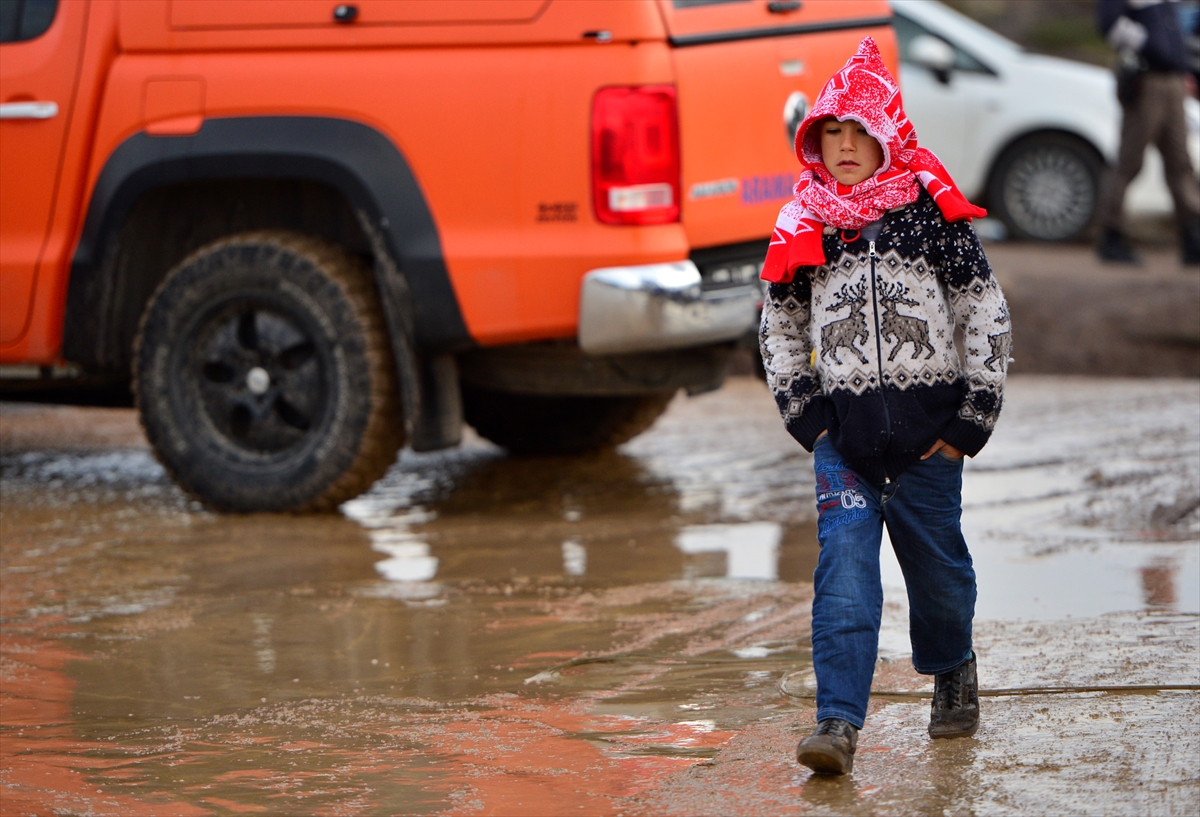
134 231 403 512
987 133 1102 241
461 387 675 456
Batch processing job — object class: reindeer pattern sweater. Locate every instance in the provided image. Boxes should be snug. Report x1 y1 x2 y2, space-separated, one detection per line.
759 189 1011 487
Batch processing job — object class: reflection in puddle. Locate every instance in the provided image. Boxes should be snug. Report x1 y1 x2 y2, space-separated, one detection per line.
675 522 783 580
370 533 438 582
375 541 438 583
1140 556 1179 609
343 501 443 596
562 539 587 576
251 613 276 674
340 433 819 592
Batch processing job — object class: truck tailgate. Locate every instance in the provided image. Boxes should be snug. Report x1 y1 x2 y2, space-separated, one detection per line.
658 0 895 250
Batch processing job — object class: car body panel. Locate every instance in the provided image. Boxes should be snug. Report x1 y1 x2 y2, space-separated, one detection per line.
118 0 666 49
892 0 1199 221
1 0 895 362
0 0 88 346
669 9 896 250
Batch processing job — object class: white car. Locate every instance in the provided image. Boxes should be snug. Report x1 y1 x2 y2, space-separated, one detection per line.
891 0 1200 241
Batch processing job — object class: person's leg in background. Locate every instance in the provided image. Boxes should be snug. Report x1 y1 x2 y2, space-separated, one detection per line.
1149 74 1200 264
1097 78 1162 264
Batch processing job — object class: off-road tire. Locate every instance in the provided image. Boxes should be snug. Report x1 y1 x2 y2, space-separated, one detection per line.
461 387 675 456
987 133 1102 241
134 231 403 512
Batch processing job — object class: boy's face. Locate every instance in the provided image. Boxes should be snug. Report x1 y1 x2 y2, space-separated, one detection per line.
819 118 884 186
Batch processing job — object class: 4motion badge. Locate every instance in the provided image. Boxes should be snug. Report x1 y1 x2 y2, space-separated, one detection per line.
784 91 809 147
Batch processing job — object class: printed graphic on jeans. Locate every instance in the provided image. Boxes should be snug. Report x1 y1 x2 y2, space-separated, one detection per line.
815 451 869 537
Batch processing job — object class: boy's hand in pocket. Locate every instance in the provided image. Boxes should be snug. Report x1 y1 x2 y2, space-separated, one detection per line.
921 439 964 460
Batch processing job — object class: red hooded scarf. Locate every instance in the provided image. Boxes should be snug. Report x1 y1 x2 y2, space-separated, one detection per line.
761 37 985 284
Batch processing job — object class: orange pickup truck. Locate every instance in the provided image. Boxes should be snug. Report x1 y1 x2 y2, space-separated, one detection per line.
0 0 895 511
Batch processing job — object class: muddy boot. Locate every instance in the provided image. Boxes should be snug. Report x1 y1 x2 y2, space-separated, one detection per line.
1182 220 1200 267
1096 228 1140 265
928 653 980 739
796 718 858 775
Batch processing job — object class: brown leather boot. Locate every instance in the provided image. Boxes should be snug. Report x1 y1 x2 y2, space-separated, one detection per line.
796 718 858 774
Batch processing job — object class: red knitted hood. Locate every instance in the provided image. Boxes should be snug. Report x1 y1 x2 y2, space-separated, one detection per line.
761 37 985 284
793 35 914 178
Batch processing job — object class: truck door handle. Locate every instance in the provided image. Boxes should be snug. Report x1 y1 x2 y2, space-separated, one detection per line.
767 1 802 12
0 101 59 120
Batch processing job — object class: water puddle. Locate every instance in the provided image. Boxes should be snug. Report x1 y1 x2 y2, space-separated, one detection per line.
2 375 1197 814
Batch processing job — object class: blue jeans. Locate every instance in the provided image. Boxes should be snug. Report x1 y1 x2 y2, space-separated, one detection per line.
810 435 976 729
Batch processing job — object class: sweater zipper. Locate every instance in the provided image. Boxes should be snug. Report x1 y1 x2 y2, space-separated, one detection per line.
867 240 893 484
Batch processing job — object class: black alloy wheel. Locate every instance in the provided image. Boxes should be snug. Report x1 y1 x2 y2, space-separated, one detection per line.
191 299 326 454
988 133 1102 241
135 232 403 512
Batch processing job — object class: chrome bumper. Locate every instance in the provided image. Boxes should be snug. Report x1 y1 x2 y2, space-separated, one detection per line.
577 261 759 356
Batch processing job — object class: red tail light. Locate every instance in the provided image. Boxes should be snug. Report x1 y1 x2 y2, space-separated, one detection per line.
591 85 681 226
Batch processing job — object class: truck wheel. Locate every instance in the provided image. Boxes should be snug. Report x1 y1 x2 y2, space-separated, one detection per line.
987 133 1101 241
134 232 403 512
461 387 675 456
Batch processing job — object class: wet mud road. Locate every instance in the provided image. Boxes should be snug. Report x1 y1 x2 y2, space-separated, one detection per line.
2 375 1198 815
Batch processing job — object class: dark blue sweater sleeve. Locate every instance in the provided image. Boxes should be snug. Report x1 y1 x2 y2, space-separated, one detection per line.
1096 0 1126 36
759 277 830 452
1099 0 1189 72
934 219 1011 457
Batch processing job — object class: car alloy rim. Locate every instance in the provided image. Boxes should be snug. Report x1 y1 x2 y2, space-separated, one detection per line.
1002 145 1094 240
184 298 330 455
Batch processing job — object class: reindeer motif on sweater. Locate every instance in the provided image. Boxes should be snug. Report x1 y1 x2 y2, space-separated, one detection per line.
876 278 936 361
759 190 1011 487
821 282 870 365
984 302 1012 373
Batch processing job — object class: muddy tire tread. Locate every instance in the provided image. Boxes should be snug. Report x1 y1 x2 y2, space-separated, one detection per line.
462 389 675 456
133 231 403 512
596 391 677 449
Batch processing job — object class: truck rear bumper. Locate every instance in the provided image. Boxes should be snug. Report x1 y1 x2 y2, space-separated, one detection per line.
578 261 758 355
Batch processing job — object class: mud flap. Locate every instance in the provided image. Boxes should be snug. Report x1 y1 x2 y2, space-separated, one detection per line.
411 353 463 452
359 210 463 452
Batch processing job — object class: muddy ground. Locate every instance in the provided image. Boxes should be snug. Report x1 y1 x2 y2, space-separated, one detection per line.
984 243 1200 378
1 373 1197 816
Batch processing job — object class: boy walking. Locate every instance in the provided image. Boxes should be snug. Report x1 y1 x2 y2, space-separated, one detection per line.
758 38 1010 775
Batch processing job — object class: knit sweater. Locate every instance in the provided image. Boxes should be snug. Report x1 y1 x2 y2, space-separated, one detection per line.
759 188 1011 486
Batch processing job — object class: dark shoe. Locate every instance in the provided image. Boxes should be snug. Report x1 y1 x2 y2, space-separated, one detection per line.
1096 228 1141 265
796 718 858 775
1182 220 1200 266
928 653 980 739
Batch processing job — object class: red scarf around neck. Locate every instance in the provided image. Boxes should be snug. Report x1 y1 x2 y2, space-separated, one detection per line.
761 37 985 284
